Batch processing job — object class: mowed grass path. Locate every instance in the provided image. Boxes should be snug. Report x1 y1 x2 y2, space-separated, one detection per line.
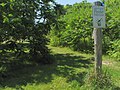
0 46 120 90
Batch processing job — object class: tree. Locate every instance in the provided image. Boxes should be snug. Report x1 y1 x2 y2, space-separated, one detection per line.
50 2 93 52
0 0 61 64
49 0 120 57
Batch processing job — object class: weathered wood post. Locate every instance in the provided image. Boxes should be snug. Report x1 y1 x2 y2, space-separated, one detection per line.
92 1 105 74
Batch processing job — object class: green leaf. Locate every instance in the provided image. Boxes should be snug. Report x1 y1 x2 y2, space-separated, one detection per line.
3 16 9 23
8 14 13 17
10 0 15 2
0 3 6 7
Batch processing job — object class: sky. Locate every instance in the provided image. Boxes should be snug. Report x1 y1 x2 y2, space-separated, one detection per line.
55 0 99 5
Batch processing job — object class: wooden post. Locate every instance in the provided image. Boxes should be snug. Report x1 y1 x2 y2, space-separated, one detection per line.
93 28 102 74
93 1 103 74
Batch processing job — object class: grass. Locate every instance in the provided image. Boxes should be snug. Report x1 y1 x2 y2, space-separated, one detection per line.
0 46 120 90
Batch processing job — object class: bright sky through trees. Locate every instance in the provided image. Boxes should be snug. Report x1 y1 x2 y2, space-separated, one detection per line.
56 0 98 5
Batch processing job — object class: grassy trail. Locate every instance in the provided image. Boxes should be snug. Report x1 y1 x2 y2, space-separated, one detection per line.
0 46 120 90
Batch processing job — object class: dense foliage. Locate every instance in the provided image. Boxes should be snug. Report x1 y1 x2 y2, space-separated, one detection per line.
49 0 120 60
50 2 93 53
0 0 61 63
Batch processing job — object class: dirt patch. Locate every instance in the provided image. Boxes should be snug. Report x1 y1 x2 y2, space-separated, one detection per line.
102 61 113 66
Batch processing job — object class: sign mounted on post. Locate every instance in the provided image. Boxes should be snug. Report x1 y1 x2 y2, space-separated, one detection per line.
93 6 105 28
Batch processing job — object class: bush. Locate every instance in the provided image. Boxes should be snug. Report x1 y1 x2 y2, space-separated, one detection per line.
50 36 61 47
84 70 114 90
108 40 120 60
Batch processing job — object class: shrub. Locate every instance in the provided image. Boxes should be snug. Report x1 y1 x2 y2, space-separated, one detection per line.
108 40 120 60
84 70 114 90
50 36 61 47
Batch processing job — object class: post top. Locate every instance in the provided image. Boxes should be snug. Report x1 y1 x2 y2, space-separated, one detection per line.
94 1 103 6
